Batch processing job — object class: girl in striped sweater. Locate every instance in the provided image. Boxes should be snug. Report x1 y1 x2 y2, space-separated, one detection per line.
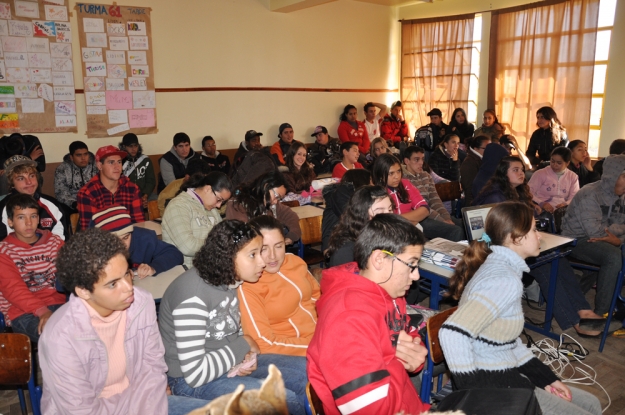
439 202 601 415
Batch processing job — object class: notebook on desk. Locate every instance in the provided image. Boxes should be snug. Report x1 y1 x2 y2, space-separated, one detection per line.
461 204 497 242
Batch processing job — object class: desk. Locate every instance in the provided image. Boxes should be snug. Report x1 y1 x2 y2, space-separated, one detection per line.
134 265 185 301
418 232 574 340
134 220 162 236
292 205 324 220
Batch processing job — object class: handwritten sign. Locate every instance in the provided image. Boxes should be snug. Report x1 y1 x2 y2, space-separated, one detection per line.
54 100 76 115
15 1 39 19
107 23 125 36
0 3 11 20
87 105 106 115
128 109 155 128
132 90 155 108
33 21 56 37
14 83 37 98
28 52 51 68
52 71 73 86
53 86 74 100
108 109 127 124
105 50 125 64
105 90 132 109
107 63 126 79
86 32 107 48
30 68 51 83
26 37 49 53
5 52 28 68
55 115 76 127
83 18 104 33
50 43 71 58
108 36 128 50
44 5 68 22
6 67 30 82
54 22 71 43
37 83 53 101
21 98 44 113
129 36 147 50
2 36 27 52
127 51 146 65
84 76 105 91
85 62 106 76
86 91 106 105
82 47 102 62
9 20 33 37
106 78 125 90
51 57 72 71
127 76 146 91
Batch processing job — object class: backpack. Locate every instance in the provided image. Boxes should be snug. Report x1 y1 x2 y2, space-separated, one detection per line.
230 148 277 187
415 125 434 151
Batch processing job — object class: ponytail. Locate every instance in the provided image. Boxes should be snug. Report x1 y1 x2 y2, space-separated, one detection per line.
448 240 491 300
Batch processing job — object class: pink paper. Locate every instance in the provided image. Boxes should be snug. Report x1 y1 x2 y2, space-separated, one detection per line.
128 108 155 128
105 90 132 110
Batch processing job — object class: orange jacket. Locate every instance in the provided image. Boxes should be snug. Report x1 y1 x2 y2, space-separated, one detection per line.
238 254 320 356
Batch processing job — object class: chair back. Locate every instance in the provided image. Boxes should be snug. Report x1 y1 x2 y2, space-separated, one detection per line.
0 333 32 385
427 306 457 364
147 200 161 220
281 200 300 208
305 382 325 415
300 215 322 246
435 181 462 202
70 213 79 234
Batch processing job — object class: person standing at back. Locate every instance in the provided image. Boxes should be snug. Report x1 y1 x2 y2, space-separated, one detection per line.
158 132 200 192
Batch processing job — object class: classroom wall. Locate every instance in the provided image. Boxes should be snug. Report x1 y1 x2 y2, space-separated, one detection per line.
398 0 625 157
39 0 399 163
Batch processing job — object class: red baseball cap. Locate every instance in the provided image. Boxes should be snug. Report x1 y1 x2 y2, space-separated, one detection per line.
95 145 127 163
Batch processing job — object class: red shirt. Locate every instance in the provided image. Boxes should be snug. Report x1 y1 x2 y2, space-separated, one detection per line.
387 179 429 214
337 121 371 154
332 162 364 180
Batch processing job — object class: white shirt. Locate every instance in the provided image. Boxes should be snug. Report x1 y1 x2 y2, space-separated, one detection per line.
364 114 381 139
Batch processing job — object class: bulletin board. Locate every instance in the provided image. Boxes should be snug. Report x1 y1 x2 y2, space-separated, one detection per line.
75 3 157 138
0 0 77 134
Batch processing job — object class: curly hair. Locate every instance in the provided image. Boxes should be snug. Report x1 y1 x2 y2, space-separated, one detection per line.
284 141 316 192
56 228 128 294
232 171 287 219
326 186 391 261
475 156 534 207
372 153 410 204
193 220 261 286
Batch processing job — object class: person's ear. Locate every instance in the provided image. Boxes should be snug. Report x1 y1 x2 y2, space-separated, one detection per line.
369 249 387 272
75 286 92 301
96 161 102 171
7 218 13 229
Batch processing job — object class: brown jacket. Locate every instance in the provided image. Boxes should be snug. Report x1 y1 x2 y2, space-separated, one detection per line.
225 200 302 242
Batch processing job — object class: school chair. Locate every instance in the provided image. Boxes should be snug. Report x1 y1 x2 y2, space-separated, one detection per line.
435 181 463 217
298 215 324 266
147 199 161 221
281 200 300 208
419 306 456 403
69 213 79 234
0 333 42 415
304 382 325 415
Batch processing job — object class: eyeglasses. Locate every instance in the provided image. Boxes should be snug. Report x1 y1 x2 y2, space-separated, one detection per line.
271 188 283 201
212 190 224 205
381 250 419 273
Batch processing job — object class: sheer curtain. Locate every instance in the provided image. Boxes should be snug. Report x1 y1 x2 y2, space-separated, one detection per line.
401 14 475 134
488 0 600 148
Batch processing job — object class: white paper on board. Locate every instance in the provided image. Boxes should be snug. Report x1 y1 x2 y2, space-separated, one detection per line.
33 21 56 37
126 22 146 36
0 3 11 20
21 98 44 113
108 109 128 124
106 78 125 90
107 64 126 79
85 62 106 76
83 18 104 33
45 5 68 21
127 77 147 91
85 91 106 106
8 20 33 37
52 71 73 86
107 23 125 36
37 83 53 101
129 36 148 50
0 61 6 82
54 100 76 115
130 65 149 77
0 96 16 113
54 22 71 43
28 53 51 68
4 52 28 68
53 85 74 101
87 105 106 115
14 83 37 98
26 37 49 53
51 58 72 71
86 32 107 48
107 122 130 136
30 68 51 83
81 47 103 62
15 1 39 19
105 50 125 64
84 76 104 91
2 37 27 53
108 37 128 51
6 67 30 82
50 43 71 58
132 90 155 109
55 115 76 127
0 20 8 37
127 51 146 65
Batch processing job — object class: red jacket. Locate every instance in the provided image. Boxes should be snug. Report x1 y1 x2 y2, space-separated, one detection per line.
0 230 65 324
307 263 429 415
337 121 370 154
380 115 409 143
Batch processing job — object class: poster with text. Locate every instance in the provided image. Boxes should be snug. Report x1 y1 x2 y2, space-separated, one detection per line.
0 0 77 134
76 3 156 137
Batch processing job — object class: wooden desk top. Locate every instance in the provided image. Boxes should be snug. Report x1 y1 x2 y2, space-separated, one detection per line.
134 265 185 300
134 220 162 236
292 205 324 219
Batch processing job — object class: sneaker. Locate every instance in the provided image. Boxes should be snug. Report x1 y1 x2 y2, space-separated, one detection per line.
612 328 625 338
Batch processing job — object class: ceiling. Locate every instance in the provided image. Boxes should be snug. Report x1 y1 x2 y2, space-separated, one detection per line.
268 0 430 13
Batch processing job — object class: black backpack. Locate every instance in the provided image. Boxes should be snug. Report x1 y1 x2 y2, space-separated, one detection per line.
415 125 434 151
230 148 277 188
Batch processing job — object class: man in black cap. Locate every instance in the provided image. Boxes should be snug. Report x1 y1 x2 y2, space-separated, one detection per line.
415 108 449 159
309 126 341 175
233 129 263 168
119 133 156 209
270 122 294 166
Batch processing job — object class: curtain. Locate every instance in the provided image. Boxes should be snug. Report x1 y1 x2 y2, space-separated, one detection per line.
488 0 600 149
401 14 475 134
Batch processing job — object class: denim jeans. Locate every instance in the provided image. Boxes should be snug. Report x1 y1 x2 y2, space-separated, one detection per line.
569 239 622 314
529 259 592 330
168 354 307 414
167 395 210 415
11 304 63 343
420 217 465 242
534 386 601 415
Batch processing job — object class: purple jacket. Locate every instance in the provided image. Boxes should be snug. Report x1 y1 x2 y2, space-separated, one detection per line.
38 287 168 415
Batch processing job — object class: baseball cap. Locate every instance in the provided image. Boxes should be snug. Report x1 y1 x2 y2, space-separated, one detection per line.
278 123 293 136
391 101 402 109
311 126 328 137
122 133 139 147
91 206 134 236
427 108 442 117
95 145 127 163
245 130 263 142
3 155 37 174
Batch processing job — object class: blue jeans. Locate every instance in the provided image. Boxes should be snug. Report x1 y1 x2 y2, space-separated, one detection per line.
168 354 307 414
569 239 622 314
529 259 592 330
11 304 63 343
167 395 210 415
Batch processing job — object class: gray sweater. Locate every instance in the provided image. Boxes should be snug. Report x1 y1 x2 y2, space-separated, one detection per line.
158 268 250 386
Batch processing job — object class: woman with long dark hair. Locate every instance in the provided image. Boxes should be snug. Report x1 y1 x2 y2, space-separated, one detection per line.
337 104 370 156
474 109 505 142
440 202 601 415
449 107 475 151
527 106 568 166
225 171 301 244
472 156 536 209
282 141 317 205
567 140 599 187
162 171 233 267
427 133 461 182
325 186 393 266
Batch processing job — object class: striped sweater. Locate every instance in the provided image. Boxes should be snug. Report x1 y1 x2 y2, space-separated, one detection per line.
439 246 558 390
158 268 250 387
238 253 319 356
0 230 65 324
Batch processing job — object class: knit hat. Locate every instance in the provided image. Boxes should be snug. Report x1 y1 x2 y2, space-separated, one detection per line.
122 133 139 147
95 145 127 163
3 155 36 174
278 123 292 137
427 108 442 117
91 206 134 236
311 126 328 137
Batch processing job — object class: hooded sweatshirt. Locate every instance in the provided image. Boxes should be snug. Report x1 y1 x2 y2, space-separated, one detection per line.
472 143 510 202
307 263 429 415
0 190 69 241
122 147 156 197
54 152 98 208
562 155 625 241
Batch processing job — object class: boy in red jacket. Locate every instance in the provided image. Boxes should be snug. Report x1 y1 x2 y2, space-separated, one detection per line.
307 214 430 415
0 193 65 342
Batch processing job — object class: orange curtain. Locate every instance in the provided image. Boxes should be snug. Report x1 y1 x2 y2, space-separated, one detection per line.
488 0 600 149
401 14 475 134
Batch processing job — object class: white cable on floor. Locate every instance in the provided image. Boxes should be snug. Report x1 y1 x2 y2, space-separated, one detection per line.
529 333 611 413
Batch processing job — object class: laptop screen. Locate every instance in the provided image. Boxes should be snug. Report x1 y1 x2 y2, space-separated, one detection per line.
461 204 497 242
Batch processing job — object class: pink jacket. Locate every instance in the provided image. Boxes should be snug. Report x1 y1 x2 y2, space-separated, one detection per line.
39 287 168 415
528 167 579 207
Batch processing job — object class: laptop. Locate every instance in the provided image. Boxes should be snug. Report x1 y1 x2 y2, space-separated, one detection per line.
461 204 497 242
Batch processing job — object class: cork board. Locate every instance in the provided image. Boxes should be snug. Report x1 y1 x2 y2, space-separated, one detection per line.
0 0 77 134
75 3 157 138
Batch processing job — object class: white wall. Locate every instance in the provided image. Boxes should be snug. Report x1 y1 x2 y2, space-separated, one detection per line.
40 0 400 162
